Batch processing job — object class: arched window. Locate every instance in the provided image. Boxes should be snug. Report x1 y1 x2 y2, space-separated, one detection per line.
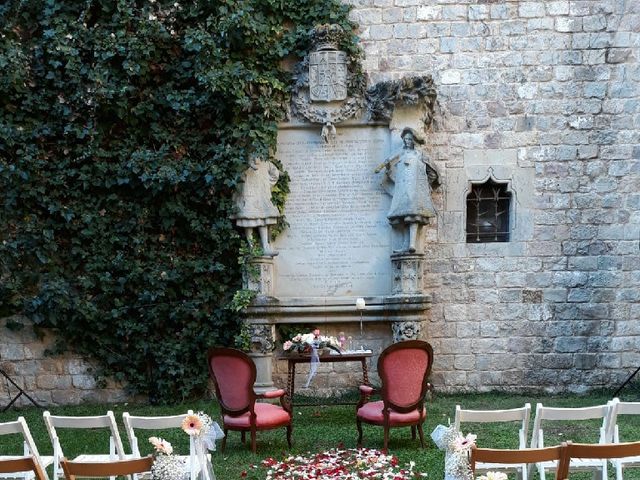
466 179 511 243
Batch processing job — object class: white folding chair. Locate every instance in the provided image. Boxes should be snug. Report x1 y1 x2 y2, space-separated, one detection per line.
122 411 202 480
529 403 610 480
0 417 53 480
454 403 531 479
43 411 128 480
606 398 640 480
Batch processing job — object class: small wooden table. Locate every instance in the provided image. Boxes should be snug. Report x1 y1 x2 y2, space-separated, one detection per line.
278 351 373 406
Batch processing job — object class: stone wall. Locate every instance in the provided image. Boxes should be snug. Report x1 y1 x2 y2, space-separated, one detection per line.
0 316 128 406
1 0 638 404
347 0 639 393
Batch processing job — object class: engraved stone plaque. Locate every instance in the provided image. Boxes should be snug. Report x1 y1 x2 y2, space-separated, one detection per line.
309 50 348 102
274 126 392 297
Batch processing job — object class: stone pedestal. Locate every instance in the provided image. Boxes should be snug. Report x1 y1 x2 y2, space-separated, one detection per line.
243 256 275 296
390 253 425 341
249 351 275 393
391 252 424 295
246 323 276 393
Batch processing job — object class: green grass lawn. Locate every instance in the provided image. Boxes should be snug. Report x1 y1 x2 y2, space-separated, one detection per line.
1 390 639 479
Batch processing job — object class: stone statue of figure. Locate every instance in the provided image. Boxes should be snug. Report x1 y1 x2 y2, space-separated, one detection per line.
375 127 439 253
233 155 281 256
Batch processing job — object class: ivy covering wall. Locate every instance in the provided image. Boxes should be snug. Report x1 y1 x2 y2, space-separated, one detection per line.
0 0 360 403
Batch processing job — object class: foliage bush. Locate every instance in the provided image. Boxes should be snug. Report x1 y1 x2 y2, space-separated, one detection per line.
0 0 360 403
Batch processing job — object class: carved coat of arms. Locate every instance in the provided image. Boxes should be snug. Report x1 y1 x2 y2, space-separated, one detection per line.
309 50 347 102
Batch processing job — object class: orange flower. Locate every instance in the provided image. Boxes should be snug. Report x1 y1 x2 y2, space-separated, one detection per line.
181 414 203 436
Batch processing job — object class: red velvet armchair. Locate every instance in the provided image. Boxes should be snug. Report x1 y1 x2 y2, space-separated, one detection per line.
356 340 434 450
207 347 292 453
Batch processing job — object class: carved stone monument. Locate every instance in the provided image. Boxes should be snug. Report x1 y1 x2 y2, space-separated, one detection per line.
236 24 439 392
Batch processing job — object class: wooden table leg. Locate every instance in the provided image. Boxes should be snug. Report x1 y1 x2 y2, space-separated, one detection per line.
361 358 369 386
287 360 296 406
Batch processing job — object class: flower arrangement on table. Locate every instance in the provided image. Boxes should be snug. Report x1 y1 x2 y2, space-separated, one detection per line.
244 447 427 479
282 328 341 355
149 412 223 480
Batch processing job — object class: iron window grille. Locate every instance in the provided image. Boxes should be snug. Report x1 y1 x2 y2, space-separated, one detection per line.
466 179 511 243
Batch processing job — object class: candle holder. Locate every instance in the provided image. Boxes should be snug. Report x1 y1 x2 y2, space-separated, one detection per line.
356 297 366 338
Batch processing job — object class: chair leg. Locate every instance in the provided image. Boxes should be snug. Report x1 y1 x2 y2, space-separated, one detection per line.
241 431 246 444
286 424 292 448
356 418 363 447
383 425 390 451
251 429 257 453
417 423 425 448
411 426 416 440
221 429 228 452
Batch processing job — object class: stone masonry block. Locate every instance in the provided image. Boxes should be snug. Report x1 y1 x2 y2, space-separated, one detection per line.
490 4 510 19
457 322 479 338
454 355 476 370
582 15 607 32
0 343 25 361
519 2 545 18
416 5 441 21
441 69 461 84
468 5 489 20
621 352 640 369
556 17 582 32
442 5 466 21
546 1 570 15
37 374 72 390
72 374 98 389
369 24 393 40
352 8 382 24
555 336 588 353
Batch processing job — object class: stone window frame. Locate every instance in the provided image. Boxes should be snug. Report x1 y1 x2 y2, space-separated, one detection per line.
441 149 535 249
464 173 514 243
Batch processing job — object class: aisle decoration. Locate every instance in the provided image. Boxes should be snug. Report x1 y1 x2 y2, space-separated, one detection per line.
149 412 224 480
149 437 184 480
431 424 476 480
282 328 341 387
245 447 427 479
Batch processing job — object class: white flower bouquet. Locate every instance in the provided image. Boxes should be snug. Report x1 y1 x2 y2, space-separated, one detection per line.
282 328 341 355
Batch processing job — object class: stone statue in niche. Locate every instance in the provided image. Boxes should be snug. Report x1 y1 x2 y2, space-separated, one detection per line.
233 155 281 256
375 127 440 253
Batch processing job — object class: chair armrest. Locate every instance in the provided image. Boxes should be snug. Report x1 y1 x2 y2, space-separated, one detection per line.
359 385 376 395
356 384 377 410
256 389 286 399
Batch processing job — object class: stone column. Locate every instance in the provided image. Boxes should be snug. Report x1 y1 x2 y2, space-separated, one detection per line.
246 322 276 394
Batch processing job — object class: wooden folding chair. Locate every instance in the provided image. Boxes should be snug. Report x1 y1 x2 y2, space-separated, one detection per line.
0 417 53 480
122 411 202 480
471 444 570 480
606 398 640 480
43 411 129 480
455 404 531 479
60 456 154 480
564 441 640 480
529 403 610 480
0 457 47 480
